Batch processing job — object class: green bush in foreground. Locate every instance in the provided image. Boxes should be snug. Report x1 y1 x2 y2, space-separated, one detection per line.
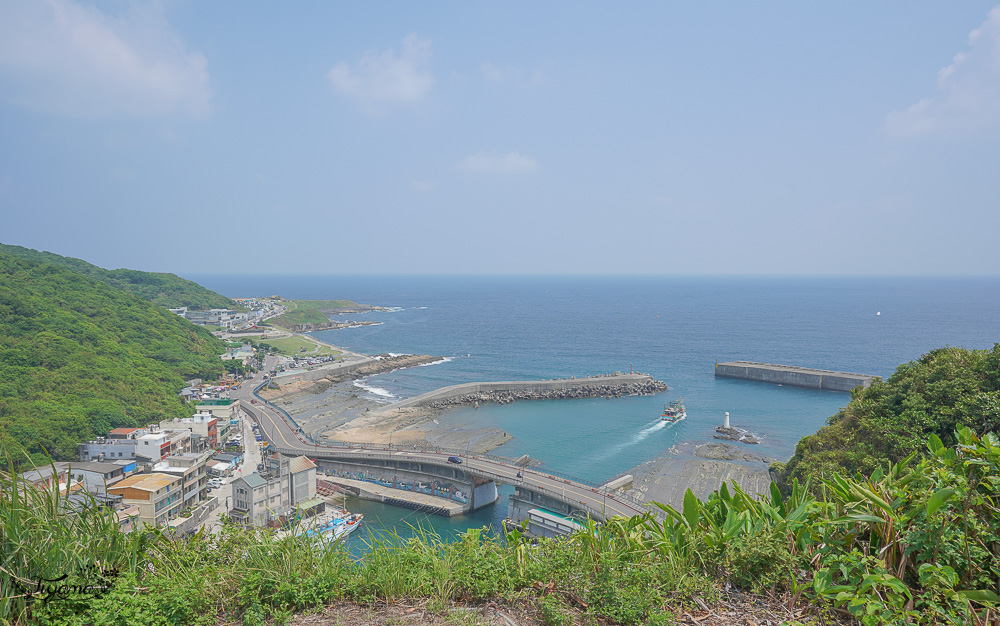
6 429 1000 625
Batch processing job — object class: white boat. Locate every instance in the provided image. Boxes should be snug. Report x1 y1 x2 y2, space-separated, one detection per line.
661 400 686 422
300 513 364 546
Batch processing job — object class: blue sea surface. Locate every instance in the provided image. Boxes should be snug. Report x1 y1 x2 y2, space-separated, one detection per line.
190 275 1000 539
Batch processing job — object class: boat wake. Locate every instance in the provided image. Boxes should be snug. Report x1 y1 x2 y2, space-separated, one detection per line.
632 419 670 443
596 418 675 460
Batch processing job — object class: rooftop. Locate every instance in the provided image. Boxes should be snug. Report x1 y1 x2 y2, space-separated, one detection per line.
240 473 267 488
288 456 317 474
53 461 126 474
109 473 180 492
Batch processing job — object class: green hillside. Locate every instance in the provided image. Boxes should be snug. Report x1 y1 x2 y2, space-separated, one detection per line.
778 344 1000 485
0 243 241 310
0 252 228 461
267 299 364 329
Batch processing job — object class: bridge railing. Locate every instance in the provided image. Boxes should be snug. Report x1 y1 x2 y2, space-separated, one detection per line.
273 444 650 514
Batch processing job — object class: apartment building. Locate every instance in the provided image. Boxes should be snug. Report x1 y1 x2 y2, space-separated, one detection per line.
77 427 147 461
229 456 316 527
107 473 185 527
194 398 240 441
135 428 191 463
152 452 211 511
159 412 219 448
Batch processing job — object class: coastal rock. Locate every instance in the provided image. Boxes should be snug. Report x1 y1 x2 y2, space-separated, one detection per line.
713 426 760 444
324 354 445 383
288 320 380 332
695 443 771 463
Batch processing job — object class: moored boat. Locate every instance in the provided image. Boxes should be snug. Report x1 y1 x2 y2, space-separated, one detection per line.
300 512 364 546
661 400 686 422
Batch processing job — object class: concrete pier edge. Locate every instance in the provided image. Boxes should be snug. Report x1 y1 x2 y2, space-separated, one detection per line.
715 361 877 392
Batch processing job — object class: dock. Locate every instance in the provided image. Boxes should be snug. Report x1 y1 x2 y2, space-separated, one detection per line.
715 361 877 391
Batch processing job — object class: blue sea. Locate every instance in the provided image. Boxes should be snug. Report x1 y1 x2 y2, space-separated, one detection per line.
190 275 1000 540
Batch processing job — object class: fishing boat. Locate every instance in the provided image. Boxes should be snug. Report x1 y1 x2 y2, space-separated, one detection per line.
300 513 364 546
661 400 686 422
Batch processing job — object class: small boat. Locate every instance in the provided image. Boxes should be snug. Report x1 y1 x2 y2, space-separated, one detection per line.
300 513 364 546
661 400 686 422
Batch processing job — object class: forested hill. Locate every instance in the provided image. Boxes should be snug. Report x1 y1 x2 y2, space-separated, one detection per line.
0 252 228 461
778 344 1000 486
0 243 241 310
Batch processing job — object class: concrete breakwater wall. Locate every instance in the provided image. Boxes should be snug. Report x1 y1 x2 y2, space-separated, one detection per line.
377 374 668 412
715 361 877 392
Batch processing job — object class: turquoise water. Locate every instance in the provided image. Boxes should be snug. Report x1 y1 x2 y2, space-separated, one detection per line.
191 275 1000 540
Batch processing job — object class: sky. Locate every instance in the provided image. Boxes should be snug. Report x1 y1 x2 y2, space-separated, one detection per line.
1 1 999 276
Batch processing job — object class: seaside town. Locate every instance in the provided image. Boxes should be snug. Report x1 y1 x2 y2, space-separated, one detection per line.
15 299 369 543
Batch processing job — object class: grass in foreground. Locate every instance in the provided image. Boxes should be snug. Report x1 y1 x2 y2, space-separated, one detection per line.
5 429 1000 625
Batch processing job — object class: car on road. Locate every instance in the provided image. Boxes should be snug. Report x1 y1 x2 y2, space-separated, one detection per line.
447 456 462 464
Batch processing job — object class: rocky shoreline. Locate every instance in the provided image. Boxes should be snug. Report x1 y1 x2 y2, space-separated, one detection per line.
619 441 776 510
423 378 669 409
261 354 445 401
286 320 381 332
328 354 445 381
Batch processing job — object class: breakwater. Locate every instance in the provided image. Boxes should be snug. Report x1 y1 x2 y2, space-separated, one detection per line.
377 374 668 412
714 361 877 391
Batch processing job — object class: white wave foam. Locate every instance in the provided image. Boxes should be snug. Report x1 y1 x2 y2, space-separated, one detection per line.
353 380 395 399
382 306 404 312
418 357 453 367
413 306 427 310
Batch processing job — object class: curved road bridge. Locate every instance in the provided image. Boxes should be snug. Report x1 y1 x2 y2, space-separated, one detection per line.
238 362 649 530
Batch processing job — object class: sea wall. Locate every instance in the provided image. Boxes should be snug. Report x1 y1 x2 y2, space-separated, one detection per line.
377 374 668 412
714 361 877 392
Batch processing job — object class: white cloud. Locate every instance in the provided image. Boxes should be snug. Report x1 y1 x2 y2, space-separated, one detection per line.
886 7 1000 137
458 151 539 175
0 0 211 118
328 34 433 105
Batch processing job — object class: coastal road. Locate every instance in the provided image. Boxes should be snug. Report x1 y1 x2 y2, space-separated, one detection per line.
235 358 649 521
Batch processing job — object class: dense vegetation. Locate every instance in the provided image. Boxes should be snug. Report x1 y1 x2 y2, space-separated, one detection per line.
0 252 227 461
0 244 241 311
266 299 365 329
5 430 1000 625
779 345 1000 486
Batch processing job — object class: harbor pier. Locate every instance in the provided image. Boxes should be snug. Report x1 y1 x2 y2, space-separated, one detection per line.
715 361 877 391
